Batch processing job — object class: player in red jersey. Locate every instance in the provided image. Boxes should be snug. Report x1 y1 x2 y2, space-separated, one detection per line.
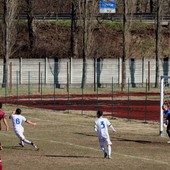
0 102 9 150
0 156 2 170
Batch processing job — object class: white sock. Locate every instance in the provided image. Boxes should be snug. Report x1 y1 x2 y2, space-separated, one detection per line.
20 140 24 145
23 139 32 145
108 145 111 157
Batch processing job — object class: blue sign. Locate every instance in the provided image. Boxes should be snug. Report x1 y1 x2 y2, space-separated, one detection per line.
100 0 116 13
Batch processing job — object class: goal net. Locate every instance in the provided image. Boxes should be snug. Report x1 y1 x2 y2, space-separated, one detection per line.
160 75 170 136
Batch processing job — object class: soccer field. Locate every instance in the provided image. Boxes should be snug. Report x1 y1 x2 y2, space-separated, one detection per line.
0 105 170 170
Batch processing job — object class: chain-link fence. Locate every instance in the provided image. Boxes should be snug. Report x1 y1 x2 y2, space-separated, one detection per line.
0 58 166 121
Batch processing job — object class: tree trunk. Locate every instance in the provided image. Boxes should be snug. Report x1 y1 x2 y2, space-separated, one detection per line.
2 0 9 88
81 58 87 89
81 0 88 89
2 0 18 88
80 0 97 88
155 0 161 88
71 1 78 58
136 0 141 13
97 58 103 88
121 0 135 91
26 0 35 51
150 0 154 13
122 0 127 92
54 58 60 88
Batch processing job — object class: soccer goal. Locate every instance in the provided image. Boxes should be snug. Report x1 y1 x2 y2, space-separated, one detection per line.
160 75 170 136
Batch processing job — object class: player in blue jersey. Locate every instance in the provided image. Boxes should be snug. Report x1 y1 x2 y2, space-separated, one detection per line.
9 108 39 150
94 110 116 159
162 100 170 143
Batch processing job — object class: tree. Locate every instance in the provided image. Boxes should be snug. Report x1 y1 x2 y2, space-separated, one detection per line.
122 0 135 91
136 0 154 13
71 0 79 59
77 0 98 88
25 0 35 51
2 0 18 88
155 0 162 88
150 0 154 13
81 0 88 88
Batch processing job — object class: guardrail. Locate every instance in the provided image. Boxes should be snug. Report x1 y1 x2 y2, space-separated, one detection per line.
0 13 71 20
0 13 170 23
100 13 170 22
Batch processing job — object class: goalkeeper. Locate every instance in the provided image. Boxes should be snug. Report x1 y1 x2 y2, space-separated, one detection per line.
162 100 170 143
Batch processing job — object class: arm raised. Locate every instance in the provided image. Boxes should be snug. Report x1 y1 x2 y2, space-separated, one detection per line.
25 120 37 126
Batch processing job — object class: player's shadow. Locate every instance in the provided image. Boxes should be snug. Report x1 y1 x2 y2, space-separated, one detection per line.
74 132 96 137
45 155 99 158
75 133 151 144
113 137 152 144
3 145 33 150
75 133 153 144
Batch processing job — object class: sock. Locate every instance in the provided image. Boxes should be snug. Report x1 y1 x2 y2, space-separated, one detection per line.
100 144 106 154
23 139 32 145
20 140 24 145
108 145 112 157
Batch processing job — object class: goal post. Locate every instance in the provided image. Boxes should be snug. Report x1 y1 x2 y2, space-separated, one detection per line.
160 75 170 136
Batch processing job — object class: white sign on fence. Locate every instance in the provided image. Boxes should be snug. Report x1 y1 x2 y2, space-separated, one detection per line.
99 0 116 13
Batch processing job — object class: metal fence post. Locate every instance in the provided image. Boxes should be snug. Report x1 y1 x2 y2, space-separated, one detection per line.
94 58 96 92
128 78 130 120
54 82 56 110
96 83 99 111
28 71 30 100
16 71 19 107
38 62 41 93
66 61 70 113
81 86 84 114
67 62 69 93
145 79 148 123
148 61 150 91
10 62 12 95
41 72 43 101
112 77 114 118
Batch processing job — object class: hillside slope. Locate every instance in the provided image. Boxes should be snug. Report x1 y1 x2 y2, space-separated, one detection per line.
0 21 169 59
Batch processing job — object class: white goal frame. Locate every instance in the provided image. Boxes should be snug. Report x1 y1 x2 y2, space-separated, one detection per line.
160 75 170 136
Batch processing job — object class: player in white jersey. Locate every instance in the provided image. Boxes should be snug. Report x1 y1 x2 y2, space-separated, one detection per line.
94 110 116 159
9 108 39 150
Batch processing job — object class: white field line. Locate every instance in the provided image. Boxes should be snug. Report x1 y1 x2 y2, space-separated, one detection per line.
26 116 90 128
48 139 169 165
1 132 168 165
2 116 169 165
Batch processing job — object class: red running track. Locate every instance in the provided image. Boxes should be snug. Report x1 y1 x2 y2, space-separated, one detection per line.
0 92 160 122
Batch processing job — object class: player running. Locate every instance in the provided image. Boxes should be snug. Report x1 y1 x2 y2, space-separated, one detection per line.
9 108 39 150
94 110 116 159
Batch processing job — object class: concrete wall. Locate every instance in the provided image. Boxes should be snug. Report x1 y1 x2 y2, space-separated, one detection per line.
0 58 169 87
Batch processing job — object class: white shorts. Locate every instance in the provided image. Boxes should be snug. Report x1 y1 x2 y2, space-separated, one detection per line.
99 137 112 146
15 129 25 140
